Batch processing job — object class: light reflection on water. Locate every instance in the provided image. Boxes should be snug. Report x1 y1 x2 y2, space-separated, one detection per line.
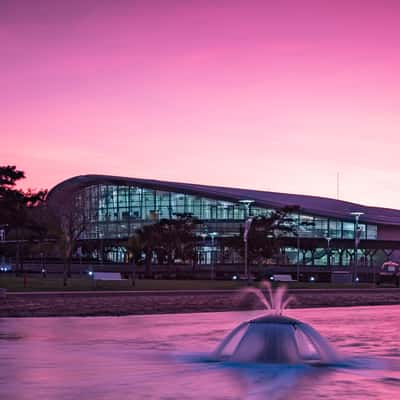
0 306 400 399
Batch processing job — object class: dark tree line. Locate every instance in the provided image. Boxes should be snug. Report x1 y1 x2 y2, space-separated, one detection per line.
1 165 300 285
127 214 200 278
223 206 299 268
0 166 47 273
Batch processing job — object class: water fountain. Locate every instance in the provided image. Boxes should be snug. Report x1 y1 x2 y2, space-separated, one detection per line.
213 282 338 365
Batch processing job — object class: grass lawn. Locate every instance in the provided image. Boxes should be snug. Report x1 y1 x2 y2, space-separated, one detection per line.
0 273 376 292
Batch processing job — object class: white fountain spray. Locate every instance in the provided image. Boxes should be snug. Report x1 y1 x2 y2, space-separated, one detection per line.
215 282 338 364
239 281 295 315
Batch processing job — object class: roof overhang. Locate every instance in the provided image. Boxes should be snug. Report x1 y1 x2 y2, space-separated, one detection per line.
47 175 400 227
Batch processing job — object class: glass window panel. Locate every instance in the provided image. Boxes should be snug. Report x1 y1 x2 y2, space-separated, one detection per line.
313 218 328 237
170 193 185 216
298 215 314 237
329 219 341 238
367 224 377 240
358 223 367 239
343 222 355 239
234 206 245 220
74 183 382 248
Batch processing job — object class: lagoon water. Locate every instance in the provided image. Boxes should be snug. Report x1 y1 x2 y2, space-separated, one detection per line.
1 306 400 400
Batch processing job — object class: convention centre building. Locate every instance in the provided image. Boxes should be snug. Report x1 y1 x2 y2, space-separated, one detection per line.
48 175 400 271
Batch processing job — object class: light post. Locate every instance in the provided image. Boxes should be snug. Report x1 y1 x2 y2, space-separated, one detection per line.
199 226 208 264
0 225 7 242
326 236 332 267
209 232 218 280
0 224 9 271
295 216 315 282
199 231 208 266
350 211 364 282
243 217 254 283
296 232 300 282
0 225 6 271
296 211 302 283
99 232 104 266
239 200 254 283
239 199 255 219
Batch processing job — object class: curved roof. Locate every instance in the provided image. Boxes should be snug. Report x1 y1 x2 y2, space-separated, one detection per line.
47 174 400 226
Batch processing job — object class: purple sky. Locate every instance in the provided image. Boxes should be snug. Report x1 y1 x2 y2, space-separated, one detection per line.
2 0 400 208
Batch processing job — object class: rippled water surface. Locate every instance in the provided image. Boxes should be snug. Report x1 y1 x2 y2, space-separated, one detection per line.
1 306 400 399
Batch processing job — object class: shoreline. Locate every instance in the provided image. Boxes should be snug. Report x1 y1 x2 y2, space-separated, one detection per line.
1 288 400 317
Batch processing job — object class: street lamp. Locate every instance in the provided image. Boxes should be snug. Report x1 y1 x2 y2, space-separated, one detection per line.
0 224 8 242
239 199 255 218
350 211 364 282
199 231 208 266
325 236 332 267
295 216 315 282
243 217 254 284
296 231 301 282
209 232 218 280
239 200 254 283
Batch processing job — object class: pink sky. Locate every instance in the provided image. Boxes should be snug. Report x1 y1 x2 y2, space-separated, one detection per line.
1 0 400 208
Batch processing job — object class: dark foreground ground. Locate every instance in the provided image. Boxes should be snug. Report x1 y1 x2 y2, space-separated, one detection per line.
1 288 400 317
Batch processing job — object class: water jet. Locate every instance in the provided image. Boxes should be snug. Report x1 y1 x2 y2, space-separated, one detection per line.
214 283 337 365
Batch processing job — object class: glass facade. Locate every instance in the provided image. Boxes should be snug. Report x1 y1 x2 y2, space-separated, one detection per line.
75 183 378 241
77 184 251 239
72 183 380 266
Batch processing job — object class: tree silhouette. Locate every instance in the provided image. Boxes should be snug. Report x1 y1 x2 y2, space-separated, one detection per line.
225 206 299 268
134 214 199 278
0 165 47 273
48 195 90 286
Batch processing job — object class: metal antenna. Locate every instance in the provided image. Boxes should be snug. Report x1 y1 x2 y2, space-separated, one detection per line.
337 172 340 200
